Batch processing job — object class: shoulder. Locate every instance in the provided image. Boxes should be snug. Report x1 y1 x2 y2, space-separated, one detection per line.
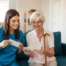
0 27 4 40
44 29 53 35
18 30 24 38
18 30 23 35
44 29 54 41
26 30 34 37
0 27 4 35
0 27 3 31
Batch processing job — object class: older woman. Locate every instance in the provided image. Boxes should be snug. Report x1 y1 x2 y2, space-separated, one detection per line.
24 11 57 66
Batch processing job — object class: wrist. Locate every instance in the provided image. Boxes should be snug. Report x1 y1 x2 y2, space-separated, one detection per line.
43 49 46 54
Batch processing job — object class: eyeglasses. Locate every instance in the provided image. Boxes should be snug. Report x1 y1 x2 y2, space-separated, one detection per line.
31 21 42 24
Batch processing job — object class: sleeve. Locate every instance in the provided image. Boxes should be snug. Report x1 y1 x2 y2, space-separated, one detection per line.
0 27 3 49
26 33 33 46
48 32 54 48
0 34 3 48
0 34 3 42
0 27 3 42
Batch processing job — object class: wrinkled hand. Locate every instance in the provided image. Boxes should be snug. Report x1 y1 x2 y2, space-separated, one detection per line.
35 47 45 55
1 40 11 48
18 43 24 53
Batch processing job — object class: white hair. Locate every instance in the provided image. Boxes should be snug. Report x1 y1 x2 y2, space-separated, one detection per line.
30 11 45 23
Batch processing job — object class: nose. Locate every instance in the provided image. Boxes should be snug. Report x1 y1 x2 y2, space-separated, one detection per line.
35 23 38 26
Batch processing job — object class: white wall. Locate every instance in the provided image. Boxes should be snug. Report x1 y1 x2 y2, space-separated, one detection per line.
62 0 66 43
41 0 49 30
17 0 42 31
9 0 16 9
41 0 66 43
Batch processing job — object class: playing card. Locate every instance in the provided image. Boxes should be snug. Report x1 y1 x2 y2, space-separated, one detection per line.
9 39 20 47
23 45 41 51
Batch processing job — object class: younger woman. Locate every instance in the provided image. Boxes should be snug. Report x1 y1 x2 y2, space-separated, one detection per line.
0 9 24 66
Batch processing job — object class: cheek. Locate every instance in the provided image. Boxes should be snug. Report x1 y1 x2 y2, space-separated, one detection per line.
39 23 43 27
18 22 20 25
41 24 43 27
9 22 14 27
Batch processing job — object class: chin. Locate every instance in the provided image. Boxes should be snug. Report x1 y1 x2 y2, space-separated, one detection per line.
35 28 42 31
35 29 40 31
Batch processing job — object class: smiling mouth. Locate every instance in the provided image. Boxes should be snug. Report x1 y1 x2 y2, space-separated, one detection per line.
35 27 39 28
14 26 19 28
14 25 19 27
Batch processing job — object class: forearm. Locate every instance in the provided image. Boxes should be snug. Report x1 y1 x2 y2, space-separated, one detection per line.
44 50 54 57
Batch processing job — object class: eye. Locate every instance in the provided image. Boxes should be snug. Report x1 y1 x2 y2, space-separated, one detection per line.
12 20 16 23
37 21 41 24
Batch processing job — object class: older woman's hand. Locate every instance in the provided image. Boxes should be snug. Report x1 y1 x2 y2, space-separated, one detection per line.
35 47 45 55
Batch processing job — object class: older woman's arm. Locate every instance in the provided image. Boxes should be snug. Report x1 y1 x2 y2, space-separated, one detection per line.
23 33 34 57
36 47 54 57
44 47 55 57
36 32 55 57
46 32 55 57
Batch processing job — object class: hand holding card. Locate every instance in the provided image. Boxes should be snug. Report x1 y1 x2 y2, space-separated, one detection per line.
9 39 20 47
23 45 41 51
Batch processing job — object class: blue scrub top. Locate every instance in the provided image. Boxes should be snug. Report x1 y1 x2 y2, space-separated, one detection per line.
0 27 25 65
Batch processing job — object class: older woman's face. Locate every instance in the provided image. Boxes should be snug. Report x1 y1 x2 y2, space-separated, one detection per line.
31 20 43 31
9 15 20 30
